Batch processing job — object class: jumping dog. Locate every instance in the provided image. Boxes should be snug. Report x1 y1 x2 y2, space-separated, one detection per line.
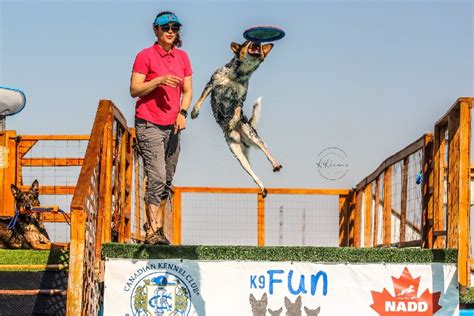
191 41 282 197
0 180 51 249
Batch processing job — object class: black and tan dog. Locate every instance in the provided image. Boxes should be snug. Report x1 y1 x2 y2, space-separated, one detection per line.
0 180 51 249
191 41 282 197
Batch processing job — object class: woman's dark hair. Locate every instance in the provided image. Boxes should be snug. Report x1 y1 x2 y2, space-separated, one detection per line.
154 11 182 48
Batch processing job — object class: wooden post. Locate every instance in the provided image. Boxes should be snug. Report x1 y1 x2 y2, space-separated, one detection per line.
354 190 362 247
347 191 356 247
134 142 141 239
0 130 16 217
338 194 349 247
373 177 380 246
383 166 393 246
422 134 434 248
447 100 471 287
123 130 134 242
399 157 409 243
101 117 113 244
257 193 265 247
118 130 128 243
364 183 373 247
433 125 447 248
66 209 86 315
172 187 182 245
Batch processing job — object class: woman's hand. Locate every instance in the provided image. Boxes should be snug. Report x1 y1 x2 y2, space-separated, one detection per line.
159 75 182 88
174 113 186 133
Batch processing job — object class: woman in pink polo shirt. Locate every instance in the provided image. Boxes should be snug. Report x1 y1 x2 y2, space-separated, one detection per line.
130 11 193 245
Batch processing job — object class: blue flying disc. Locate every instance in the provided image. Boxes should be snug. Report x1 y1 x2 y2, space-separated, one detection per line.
243 26 285 43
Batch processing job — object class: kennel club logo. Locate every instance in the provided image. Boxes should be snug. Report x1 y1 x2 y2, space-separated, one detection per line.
125 262 199 316
370 267 442 315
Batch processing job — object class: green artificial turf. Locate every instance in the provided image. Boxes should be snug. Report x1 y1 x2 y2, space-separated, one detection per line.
0 248 69 271
102 243 457 263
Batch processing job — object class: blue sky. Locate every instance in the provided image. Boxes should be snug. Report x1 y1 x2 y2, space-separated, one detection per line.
1 0 473 190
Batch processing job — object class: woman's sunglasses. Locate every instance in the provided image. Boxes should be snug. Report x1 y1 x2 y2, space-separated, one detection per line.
160 24 180 33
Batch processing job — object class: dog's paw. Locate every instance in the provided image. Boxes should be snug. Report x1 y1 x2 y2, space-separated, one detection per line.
273 165 283 172
191 109 199 119
261 188 268 198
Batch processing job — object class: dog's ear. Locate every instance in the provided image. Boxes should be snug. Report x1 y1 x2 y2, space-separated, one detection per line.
295 295 302 307
261 292 267 304
231 42 241 55
284 296 291 308
249 293 256 305
262 43 273 58
11 184 21 198
30 179 39 194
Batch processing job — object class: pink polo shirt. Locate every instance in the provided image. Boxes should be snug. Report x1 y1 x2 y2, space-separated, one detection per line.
132 43 192 125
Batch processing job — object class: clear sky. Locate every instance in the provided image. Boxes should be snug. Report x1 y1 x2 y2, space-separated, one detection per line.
1 0 473 190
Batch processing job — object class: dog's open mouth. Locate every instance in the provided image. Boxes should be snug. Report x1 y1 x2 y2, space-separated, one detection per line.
248 42 261 56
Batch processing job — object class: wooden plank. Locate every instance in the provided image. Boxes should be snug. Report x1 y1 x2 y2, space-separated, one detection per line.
17 135 89 141
373 177 380 246
172 188 182 245
0 130 17 217
66 209 86 315
118 130 128 243
348 191 356 246
433 125 446 248
0 264 67 271
39 212 70 223
383 166 392 246
123 130 134 242
111 102 128 130
176 187 350 195
21 158 84 167
17 140 38 159
95 119 111 261
364 183 373 247
422 134 434 248
356 134 428 191
391 207 422 235
257 192 265 247
133 134 141 239
457 100 471 287
0 289 67 296
18 185 76 195
100 118 113 244
399 157 409 243
111 129 122 240
354 190 362 247
338 195 348 247
447 109 460 248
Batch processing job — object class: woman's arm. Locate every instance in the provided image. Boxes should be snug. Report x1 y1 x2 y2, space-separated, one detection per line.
130 72 182 98
180 76 193 112
174 76 193 133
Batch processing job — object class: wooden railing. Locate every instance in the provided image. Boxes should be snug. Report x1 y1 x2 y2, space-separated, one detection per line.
171 187 351 246
66 100 141 315
349 97 473 287
0 132 88 219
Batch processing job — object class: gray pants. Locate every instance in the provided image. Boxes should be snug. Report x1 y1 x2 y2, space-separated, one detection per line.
135 118 180 206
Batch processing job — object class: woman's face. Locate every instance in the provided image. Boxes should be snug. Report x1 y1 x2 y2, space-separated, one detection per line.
155 23 180 47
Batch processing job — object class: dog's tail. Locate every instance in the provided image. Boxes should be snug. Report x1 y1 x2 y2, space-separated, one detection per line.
249 97 262 128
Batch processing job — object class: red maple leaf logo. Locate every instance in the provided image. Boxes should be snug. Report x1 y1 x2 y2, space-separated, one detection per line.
370 267 442 315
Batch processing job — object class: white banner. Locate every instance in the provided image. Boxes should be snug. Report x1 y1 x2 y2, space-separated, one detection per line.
103 259 458 316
